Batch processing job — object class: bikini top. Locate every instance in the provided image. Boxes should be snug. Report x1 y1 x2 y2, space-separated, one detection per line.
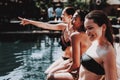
59 28 71 51
81 54 105 75
59 26 81 51
59 35 70 51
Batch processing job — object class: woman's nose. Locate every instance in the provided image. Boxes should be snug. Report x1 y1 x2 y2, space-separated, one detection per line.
86 30 90 35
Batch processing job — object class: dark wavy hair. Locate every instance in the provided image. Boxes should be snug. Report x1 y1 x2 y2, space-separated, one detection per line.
64 7 75 16
85 10 113 46
76 9 88 32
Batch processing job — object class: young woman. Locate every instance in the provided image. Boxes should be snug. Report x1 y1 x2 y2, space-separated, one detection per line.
18 7 76 75
79 10 117 80
46 10 91 80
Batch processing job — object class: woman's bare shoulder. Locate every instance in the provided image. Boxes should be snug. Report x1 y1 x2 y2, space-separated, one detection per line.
101 42 116 60
70 32 88 41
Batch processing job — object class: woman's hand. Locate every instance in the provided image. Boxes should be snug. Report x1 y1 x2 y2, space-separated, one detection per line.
18 17 31 26
56 62 73 73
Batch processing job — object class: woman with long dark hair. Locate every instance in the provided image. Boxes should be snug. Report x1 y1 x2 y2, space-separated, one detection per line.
79 10 117 80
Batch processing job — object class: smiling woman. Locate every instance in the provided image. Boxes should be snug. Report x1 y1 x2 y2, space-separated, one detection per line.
79 10 117 80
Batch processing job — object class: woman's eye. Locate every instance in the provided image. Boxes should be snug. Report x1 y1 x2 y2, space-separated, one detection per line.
88 27 93 30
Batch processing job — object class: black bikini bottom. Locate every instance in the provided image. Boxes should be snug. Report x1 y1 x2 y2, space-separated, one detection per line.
70 68 79 80
62 56 70 60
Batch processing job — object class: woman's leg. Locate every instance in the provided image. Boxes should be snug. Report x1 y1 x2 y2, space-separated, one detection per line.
46 72 74 80
45 57 64 74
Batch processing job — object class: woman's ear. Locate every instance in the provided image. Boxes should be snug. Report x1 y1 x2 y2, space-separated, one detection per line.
69 15 73 19
102 24 106 32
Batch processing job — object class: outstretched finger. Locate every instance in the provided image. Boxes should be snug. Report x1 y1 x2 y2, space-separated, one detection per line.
18 17 24 20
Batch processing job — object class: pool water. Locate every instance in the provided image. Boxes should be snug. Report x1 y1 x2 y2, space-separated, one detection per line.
0 34 63 80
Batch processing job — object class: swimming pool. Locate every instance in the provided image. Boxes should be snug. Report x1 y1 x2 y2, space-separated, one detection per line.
0 33 63 80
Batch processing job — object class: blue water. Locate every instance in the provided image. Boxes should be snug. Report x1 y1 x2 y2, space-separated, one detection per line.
0 35 63 80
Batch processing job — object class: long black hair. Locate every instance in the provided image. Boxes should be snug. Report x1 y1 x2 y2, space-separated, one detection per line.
64 7 75 16
76 9 88 32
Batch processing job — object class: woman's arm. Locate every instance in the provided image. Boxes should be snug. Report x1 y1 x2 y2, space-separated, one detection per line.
103 46 117 80
18 17 66 31
69 32 81 71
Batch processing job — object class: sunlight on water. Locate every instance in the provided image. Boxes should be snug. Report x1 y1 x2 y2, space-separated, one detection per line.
0 36 63 80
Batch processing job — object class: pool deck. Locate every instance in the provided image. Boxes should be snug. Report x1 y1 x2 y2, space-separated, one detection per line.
0 30 62 35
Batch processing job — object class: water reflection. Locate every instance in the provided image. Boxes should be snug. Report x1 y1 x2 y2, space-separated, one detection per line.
0 35 63 80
